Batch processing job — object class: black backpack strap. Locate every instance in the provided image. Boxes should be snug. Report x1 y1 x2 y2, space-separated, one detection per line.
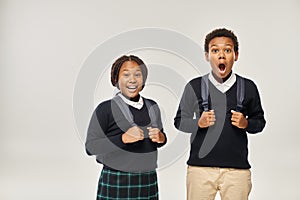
201 74 210 111
112 95 137 127
144 99 158 128
236 74 245 112
112 95 158 127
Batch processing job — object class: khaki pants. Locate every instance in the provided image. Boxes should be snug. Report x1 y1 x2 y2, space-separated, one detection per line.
187 166 252 200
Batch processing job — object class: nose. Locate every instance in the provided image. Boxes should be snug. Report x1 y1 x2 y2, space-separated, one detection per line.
129 74 136 83
218 50 225 59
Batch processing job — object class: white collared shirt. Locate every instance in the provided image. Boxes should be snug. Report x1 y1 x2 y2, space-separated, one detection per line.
118 93 144 110
208 72 236 93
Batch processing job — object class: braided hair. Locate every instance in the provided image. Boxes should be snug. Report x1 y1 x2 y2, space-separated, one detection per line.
111 55 148 90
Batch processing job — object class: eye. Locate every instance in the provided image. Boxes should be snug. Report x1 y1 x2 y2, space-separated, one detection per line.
224 49 232 53
135 72 142 77
123 73 130 77
211 49 219 53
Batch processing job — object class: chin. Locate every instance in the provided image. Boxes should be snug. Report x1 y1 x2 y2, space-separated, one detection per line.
214 73 224 79
218 71 229 78
127 93 139 98
130 94 138 98
220 74 228 78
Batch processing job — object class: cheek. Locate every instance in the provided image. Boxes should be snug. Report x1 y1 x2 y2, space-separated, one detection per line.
117 79 125 88
209 56 218 63
138 77 144 84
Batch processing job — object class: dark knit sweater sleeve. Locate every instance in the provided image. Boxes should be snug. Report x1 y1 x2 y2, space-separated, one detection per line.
174 78 201 134
244 79 266 133
150 99 167 147
85 100 126 156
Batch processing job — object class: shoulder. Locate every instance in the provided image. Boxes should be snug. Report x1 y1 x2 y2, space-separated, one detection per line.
236 74 261 95
182 76 202 92
142 97 162 113
142 97 157 106
236 74 257 87
183 76 207 96
189 76 202 85
94 99 113 113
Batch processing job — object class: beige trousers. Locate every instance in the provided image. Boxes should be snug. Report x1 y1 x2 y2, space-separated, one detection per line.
187 166 252 200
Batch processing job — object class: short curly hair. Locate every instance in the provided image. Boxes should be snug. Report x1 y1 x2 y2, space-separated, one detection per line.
204 28 239 53
111 55 148 90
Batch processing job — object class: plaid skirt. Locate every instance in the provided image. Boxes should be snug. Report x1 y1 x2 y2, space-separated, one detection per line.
97 168 159 200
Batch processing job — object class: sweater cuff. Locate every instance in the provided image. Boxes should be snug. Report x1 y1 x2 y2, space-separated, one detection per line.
109 134 127 148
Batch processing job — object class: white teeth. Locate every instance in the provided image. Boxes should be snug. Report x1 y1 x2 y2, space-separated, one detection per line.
128 86 137 89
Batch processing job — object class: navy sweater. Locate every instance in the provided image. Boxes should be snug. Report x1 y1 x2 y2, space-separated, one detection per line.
86 97 167 172
174 75 266 169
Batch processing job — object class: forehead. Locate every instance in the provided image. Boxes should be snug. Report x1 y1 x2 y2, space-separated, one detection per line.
120 61 141 71
209 37 234 47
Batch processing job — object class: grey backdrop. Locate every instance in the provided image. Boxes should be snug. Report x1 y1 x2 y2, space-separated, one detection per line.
1 0 300 199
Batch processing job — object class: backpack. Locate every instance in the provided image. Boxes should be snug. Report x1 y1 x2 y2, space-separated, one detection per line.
201 73 245 112
112 94 158 128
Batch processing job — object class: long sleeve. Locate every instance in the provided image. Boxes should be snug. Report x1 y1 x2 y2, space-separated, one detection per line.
173 75 266 169
245 81 266 134
85 102 126 157
174 79 201 134
152 102 167 147
86 98 166 172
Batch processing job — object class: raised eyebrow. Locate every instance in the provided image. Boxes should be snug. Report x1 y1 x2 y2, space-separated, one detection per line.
210 45 219 48
120 69 129 73
225 44 234 47
120 68 142 73
210 44 233 47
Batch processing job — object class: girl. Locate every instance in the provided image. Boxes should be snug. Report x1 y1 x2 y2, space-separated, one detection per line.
86 55 167 200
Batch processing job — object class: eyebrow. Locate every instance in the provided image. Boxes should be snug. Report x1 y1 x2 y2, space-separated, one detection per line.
120 68 142 72
210 44 233 47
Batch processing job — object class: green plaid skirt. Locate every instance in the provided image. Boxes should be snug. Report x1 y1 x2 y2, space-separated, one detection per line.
97 168 159 200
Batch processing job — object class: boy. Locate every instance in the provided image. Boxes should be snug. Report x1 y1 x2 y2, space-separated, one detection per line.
174 28 266 200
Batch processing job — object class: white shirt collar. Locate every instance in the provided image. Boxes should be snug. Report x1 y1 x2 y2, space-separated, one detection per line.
118 93 144 110
208 71 236 93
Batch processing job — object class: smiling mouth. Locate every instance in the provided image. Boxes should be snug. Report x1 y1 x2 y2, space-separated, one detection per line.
218 64 226 72
127 86 138 92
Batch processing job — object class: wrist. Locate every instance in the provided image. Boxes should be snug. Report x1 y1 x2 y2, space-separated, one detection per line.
243 119 248 129
158 132 165 143
198 120 207 128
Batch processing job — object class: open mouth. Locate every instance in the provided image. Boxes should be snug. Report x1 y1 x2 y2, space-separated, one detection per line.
218 64 226 72
127 86 138 92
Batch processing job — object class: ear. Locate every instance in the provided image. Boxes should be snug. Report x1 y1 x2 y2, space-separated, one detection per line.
234 51 239 61
205 52 209 62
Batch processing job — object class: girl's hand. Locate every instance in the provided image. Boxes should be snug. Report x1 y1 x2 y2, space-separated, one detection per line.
148 127 165 143
122 126 144 143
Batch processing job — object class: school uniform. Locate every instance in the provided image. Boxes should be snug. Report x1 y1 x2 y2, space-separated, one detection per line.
174 72 266 200
86 94 166 199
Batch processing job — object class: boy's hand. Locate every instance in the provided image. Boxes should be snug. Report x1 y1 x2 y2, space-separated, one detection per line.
231 110 248 129
122 126 144 143
198 110 216 128
148 127 165 143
